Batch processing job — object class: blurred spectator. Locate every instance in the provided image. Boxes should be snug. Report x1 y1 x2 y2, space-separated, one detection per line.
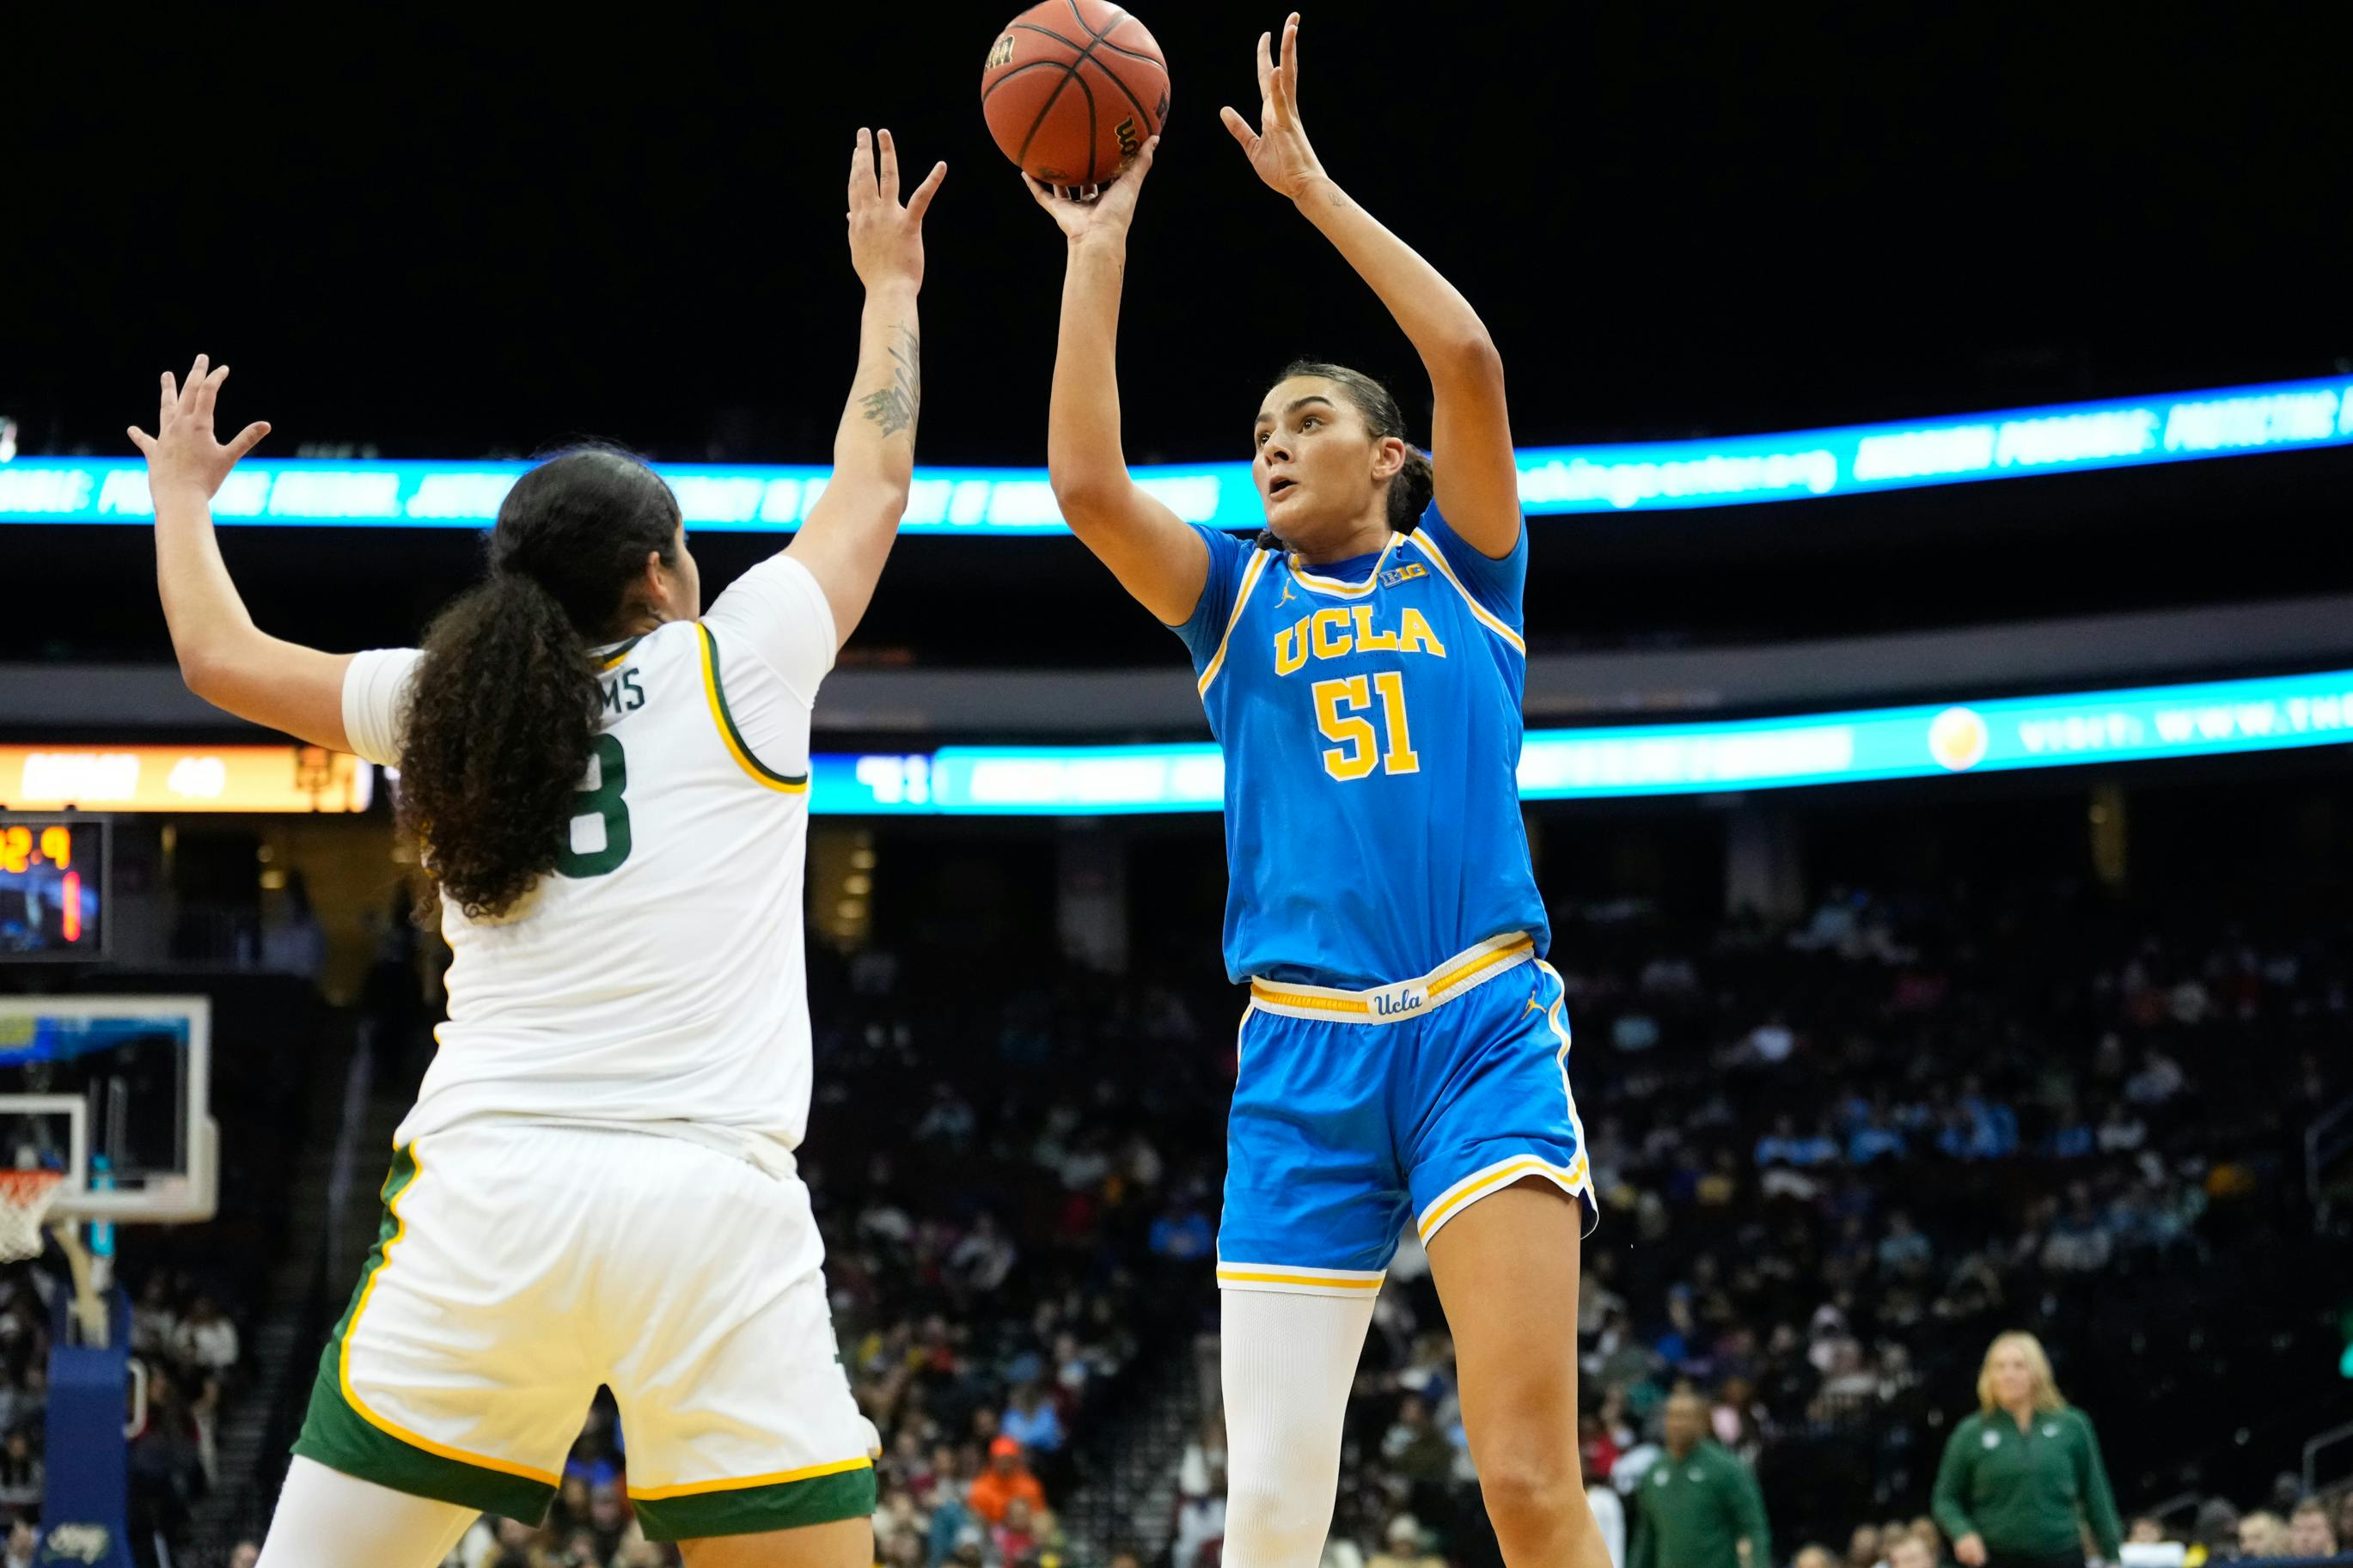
173 1294 241 1375
990 1495 1042 1565
1150 1195 1215 1262
1380 1394 1454 1494
2284 1502 2336 1560
1366 1515 1445 1568
1582 1447 1626 1568
2236 1510 2288 1559
2123 1049 2185 1107
947 1213 1017 1295
1885 1536 1934 1568
1172 1458 1227 1568
2191 1499 2241 1560
1848 1110 1907 1167
258 870 328 983
0 1433 38 1516
1629 1392 1770 1568
999 1383 1063 1455
1932 1333 2120 1567
1875 1212 1932 1277
3 1521 34 1568
967 1437 1047 1527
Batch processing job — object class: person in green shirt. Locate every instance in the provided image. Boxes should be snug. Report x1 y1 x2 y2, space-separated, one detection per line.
1932 1331 2123 1568
1630 1392 1772 1568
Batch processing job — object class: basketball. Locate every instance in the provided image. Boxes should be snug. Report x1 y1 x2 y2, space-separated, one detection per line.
981 0 1170 188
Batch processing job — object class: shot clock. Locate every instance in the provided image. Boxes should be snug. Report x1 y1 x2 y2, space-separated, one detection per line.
0 815 107 959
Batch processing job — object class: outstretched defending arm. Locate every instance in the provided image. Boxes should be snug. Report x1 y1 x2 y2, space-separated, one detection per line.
132 356 357 750
1224 13 1522 558
787 128 947 649
1027 140 1212 627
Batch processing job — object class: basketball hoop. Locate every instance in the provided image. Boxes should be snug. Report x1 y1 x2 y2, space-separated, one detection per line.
0 1168 64 1262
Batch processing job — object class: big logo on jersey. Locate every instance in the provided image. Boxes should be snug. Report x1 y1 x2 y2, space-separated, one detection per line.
1273 606 1447 677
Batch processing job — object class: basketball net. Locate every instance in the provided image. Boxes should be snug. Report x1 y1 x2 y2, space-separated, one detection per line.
0 1168 62 1263
0 1170 106 1345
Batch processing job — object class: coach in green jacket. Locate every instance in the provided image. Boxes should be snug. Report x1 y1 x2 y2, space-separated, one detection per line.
1631 1391 1773 1568
1932 1332 2123 1568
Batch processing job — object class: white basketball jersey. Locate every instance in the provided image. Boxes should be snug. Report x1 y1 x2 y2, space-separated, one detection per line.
341 553 838 1154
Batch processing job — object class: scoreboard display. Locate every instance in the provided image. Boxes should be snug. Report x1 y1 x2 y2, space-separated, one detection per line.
0 815 106 959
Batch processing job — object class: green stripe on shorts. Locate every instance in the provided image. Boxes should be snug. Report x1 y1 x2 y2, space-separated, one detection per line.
631 1465 877 1542
289 1145 558 1522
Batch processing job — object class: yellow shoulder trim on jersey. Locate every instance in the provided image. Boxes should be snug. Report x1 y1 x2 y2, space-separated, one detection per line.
1286 533 1403 599
1197 547 1275 699
1407 529 1527 655
697 624 811 793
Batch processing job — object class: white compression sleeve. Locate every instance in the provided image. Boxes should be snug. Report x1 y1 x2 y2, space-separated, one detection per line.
1219 1286 1379 1568
257 1455 484 1568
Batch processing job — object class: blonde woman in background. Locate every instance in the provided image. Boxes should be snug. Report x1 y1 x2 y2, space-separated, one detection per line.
1931 1333 2123 1568
2235 1512 2290 1559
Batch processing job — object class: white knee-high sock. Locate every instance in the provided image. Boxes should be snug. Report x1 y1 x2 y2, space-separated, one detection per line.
257 1455 484 1568
1219 1286 1378 1568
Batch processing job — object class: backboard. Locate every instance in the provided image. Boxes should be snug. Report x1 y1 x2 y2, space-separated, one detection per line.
0 995 217 1223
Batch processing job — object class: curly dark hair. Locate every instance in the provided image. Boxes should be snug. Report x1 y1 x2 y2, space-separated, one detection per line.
1253 359 1436 552
394 447 681 921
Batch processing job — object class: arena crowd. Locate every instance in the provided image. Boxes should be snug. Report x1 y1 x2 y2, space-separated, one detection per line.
34 871 2340 1568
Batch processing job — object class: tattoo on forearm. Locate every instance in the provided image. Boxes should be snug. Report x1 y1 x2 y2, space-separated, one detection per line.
859 325 921 438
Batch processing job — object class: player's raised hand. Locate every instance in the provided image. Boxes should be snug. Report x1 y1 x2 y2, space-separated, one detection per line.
1024 135 1160 245
127 355 271 503
847 128 948 291
1221 13 1329 200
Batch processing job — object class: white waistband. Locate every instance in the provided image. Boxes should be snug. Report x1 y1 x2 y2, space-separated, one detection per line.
1248 932 1537 1026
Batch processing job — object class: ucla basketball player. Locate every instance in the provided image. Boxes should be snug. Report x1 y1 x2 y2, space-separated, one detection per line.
1027 17 1609 1568
130 131 944 1568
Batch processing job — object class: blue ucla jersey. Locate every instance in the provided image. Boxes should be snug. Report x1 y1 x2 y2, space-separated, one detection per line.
1174 501 1550 988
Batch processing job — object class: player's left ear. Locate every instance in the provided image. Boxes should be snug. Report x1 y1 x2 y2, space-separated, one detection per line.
1369 435 1408 484
639 549 684 623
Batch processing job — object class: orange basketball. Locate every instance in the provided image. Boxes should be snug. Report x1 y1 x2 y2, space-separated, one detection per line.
981 1 1170 188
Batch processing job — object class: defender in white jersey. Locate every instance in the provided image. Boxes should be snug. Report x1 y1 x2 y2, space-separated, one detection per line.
130 128 947 1568
345 564 835 1155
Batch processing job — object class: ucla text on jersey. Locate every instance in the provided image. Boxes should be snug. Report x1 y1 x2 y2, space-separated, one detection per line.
1174 501 1549 989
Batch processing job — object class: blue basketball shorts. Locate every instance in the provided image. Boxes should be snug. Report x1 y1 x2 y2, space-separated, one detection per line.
1215 932 1593 1297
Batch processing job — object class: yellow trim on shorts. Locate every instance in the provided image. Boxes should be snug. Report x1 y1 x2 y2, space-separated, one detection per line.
1244 983 1376 1018
629 1455 875 1501
1426 934 1537 998
1214 1267 1384 1290
1415 1152 1590 1246
1248 933 1537 1020
339 1145 562 1488
1197 547 1275 698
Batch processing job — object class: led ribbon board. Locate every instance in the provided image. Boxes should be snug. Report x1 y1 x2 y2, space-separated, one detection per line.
4 376 2349 531
818 668 2353 815
10 672 2347 817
